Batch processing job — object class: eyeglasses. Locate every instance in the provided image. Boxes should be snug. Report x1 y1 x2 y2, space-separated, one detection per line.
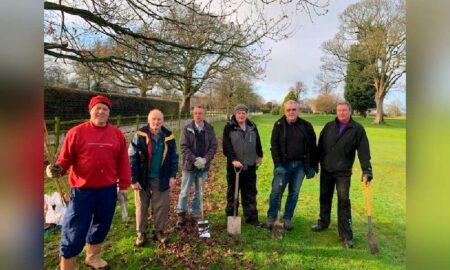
286 108 297 112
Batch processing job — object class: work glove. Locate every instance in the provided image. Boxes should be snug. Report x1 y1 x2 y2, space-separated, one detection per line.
118 189 128 201
46 164 62 178
274 166 285 177
305 168 316 179
194 157 206 170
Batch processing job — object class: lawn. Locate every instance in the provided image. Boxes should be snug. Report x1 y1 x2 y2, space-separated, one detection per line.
44 114 405 269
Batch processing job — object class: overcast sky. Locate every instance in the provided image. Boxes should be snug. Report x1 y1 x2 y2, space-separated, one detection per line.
254 0 406 110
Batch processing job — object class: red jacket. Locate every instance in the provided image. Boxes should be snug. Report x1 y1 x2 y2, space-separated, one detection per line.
57 121 131 190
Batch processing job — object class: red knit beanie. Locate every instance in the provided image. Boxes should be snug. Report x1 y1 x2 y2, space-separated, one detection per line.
88 95 112 112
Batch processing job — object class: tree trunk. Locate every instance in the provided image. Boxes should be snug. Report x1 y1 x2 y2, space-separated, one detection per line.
373 93 386 124
180 95 191 114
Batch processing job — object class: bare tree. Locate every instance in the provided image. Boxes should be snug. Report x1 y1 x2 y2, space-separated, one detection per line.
320 0 406 124
289 81 308 100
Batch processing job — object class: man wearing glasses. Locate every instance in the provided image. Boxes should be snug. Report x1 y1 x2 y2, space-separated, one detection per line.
266 100 319 231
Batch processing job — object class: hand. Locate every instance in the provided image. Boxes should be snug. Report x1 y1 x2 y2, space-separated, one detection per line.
46 164 62 178
274 166 285 176
169 177 176 189
361 172 373 185
118 189 128 201
305 168 316 179
256 157 262 166
232 160 243 168
131 182 142 191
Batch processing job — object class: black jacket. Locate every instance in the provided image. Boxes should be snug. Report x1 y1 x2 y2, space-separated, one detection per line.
222 115 263 167
318 117 372 176
270 116 319 171
128 125 178 191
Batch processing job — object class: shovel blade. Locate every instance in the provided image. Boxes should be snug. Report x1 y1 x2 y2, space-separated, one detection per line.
227 216 241 236
272 220 284 240
367 232 379 254
198 220 210 238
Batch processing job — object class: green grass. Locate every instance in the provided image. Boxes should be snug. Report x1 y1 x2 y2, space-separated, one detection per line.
44 114 405 269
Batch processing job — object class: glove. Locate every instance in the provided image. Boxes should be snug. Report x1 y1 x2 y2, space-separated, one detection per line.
305 168 316 179
194 157 206 170
362 172 373 182
118 189 128 201
46 164 62 178
274 166 285 176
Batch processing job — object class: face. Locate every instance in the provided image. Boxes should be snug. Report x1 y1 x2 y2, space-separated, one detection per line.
193 107 205 124
284 103 299 122
148 110 164 132
89 103 110 127
235 110 247 125
336 104 351 123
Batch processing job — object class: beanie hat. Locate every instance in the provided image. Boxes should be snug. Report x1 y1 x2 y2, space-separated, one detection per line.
88 95 112 112
233 104 248 114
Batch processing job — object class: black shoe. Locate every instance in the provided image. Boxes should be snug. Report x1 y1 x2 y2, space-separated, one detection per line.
246 220 265 228
342 239 354 249
311 224 328 232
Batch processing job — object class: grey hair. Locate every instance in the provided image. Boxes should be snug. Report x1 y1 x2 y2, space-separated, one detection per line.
337 101 352 111
148 109 164 120
284 100 299 108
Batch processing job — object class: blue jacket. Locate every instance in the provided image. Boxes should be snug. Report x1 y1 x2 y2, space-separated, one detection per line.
128 125 178 191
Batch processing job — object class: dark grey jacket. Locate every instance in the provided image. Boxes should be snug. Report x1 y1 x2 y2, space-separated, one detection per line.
222 115 263 167
180 120 217 171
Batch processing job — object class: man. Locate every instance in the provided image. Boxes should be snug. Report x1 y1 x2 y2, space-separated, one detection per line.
128 109 178 246
46 95 131 270
267 100 318 231
176 105 217 228
311 101 373 249
223 104 264 227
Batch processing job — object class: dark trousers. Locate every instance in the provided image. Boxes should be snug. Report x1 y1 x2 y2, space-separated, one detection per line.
60 184 117 258
318 170 353 240
225 165 259 223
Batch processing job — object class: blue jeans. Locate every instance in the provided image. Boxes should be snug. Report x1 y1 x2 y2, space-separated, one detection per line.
267 160 306 221
60 184 117 258
177 170 207 216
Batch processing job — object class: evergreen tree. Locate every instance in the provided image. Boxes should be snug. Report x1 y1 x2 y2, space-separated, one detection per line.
278 91 298 115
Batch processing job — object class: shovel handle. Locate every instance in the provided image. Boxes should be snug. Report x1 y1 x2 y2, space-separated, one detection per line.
198 174 205 221
364 182 372 217
233 170 240 217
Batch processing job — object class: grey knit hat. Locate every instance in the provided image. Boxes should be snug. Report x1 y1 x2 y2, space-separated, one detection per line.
234 104 248 114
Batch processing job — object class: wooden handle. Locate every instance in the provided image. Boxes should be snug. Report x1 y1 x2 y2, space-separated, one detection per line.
364 182 372 216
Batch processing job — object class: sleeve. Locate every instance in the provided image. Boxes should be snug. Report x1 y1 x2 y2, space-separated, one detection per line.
55 128 76 175
205 126 218 165
357 126 373 175
254 125 263 158
169 139 179 178
117 133 131 190
222 124 237 162
270 122 282 167
180 126 196 164
128 133 141 184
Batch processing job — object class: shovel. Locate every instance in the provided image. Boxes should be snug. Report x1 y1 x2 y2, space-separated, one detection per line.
197 172 210 238
364 180 379 254
117 189 129 222
272 170 285 240
227 166 242 236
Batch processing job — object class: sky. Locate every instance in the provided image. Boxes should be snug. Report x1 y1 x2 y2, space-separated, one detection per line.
253 0 406 111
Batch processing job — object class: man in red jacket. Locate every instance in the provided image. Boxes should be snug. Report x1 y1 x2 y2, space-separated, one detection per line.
46 95 131 270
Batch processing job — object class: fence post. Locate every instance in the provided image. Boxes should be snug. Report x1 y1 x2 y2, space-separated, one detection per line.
54 117 61 152
116 115 121 127
135 115 140 131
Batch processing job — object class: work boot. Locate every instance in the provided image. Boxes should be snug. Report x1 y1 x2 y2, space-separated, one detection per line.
266 216 275 230
84 243 109 269
283 219 294 231
135 233 147 247
342 239 354 249
57 256 76 270
191 213 201 222
246 219 265 228
153 231 169 244
176 212 187 229
311 223 328 232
